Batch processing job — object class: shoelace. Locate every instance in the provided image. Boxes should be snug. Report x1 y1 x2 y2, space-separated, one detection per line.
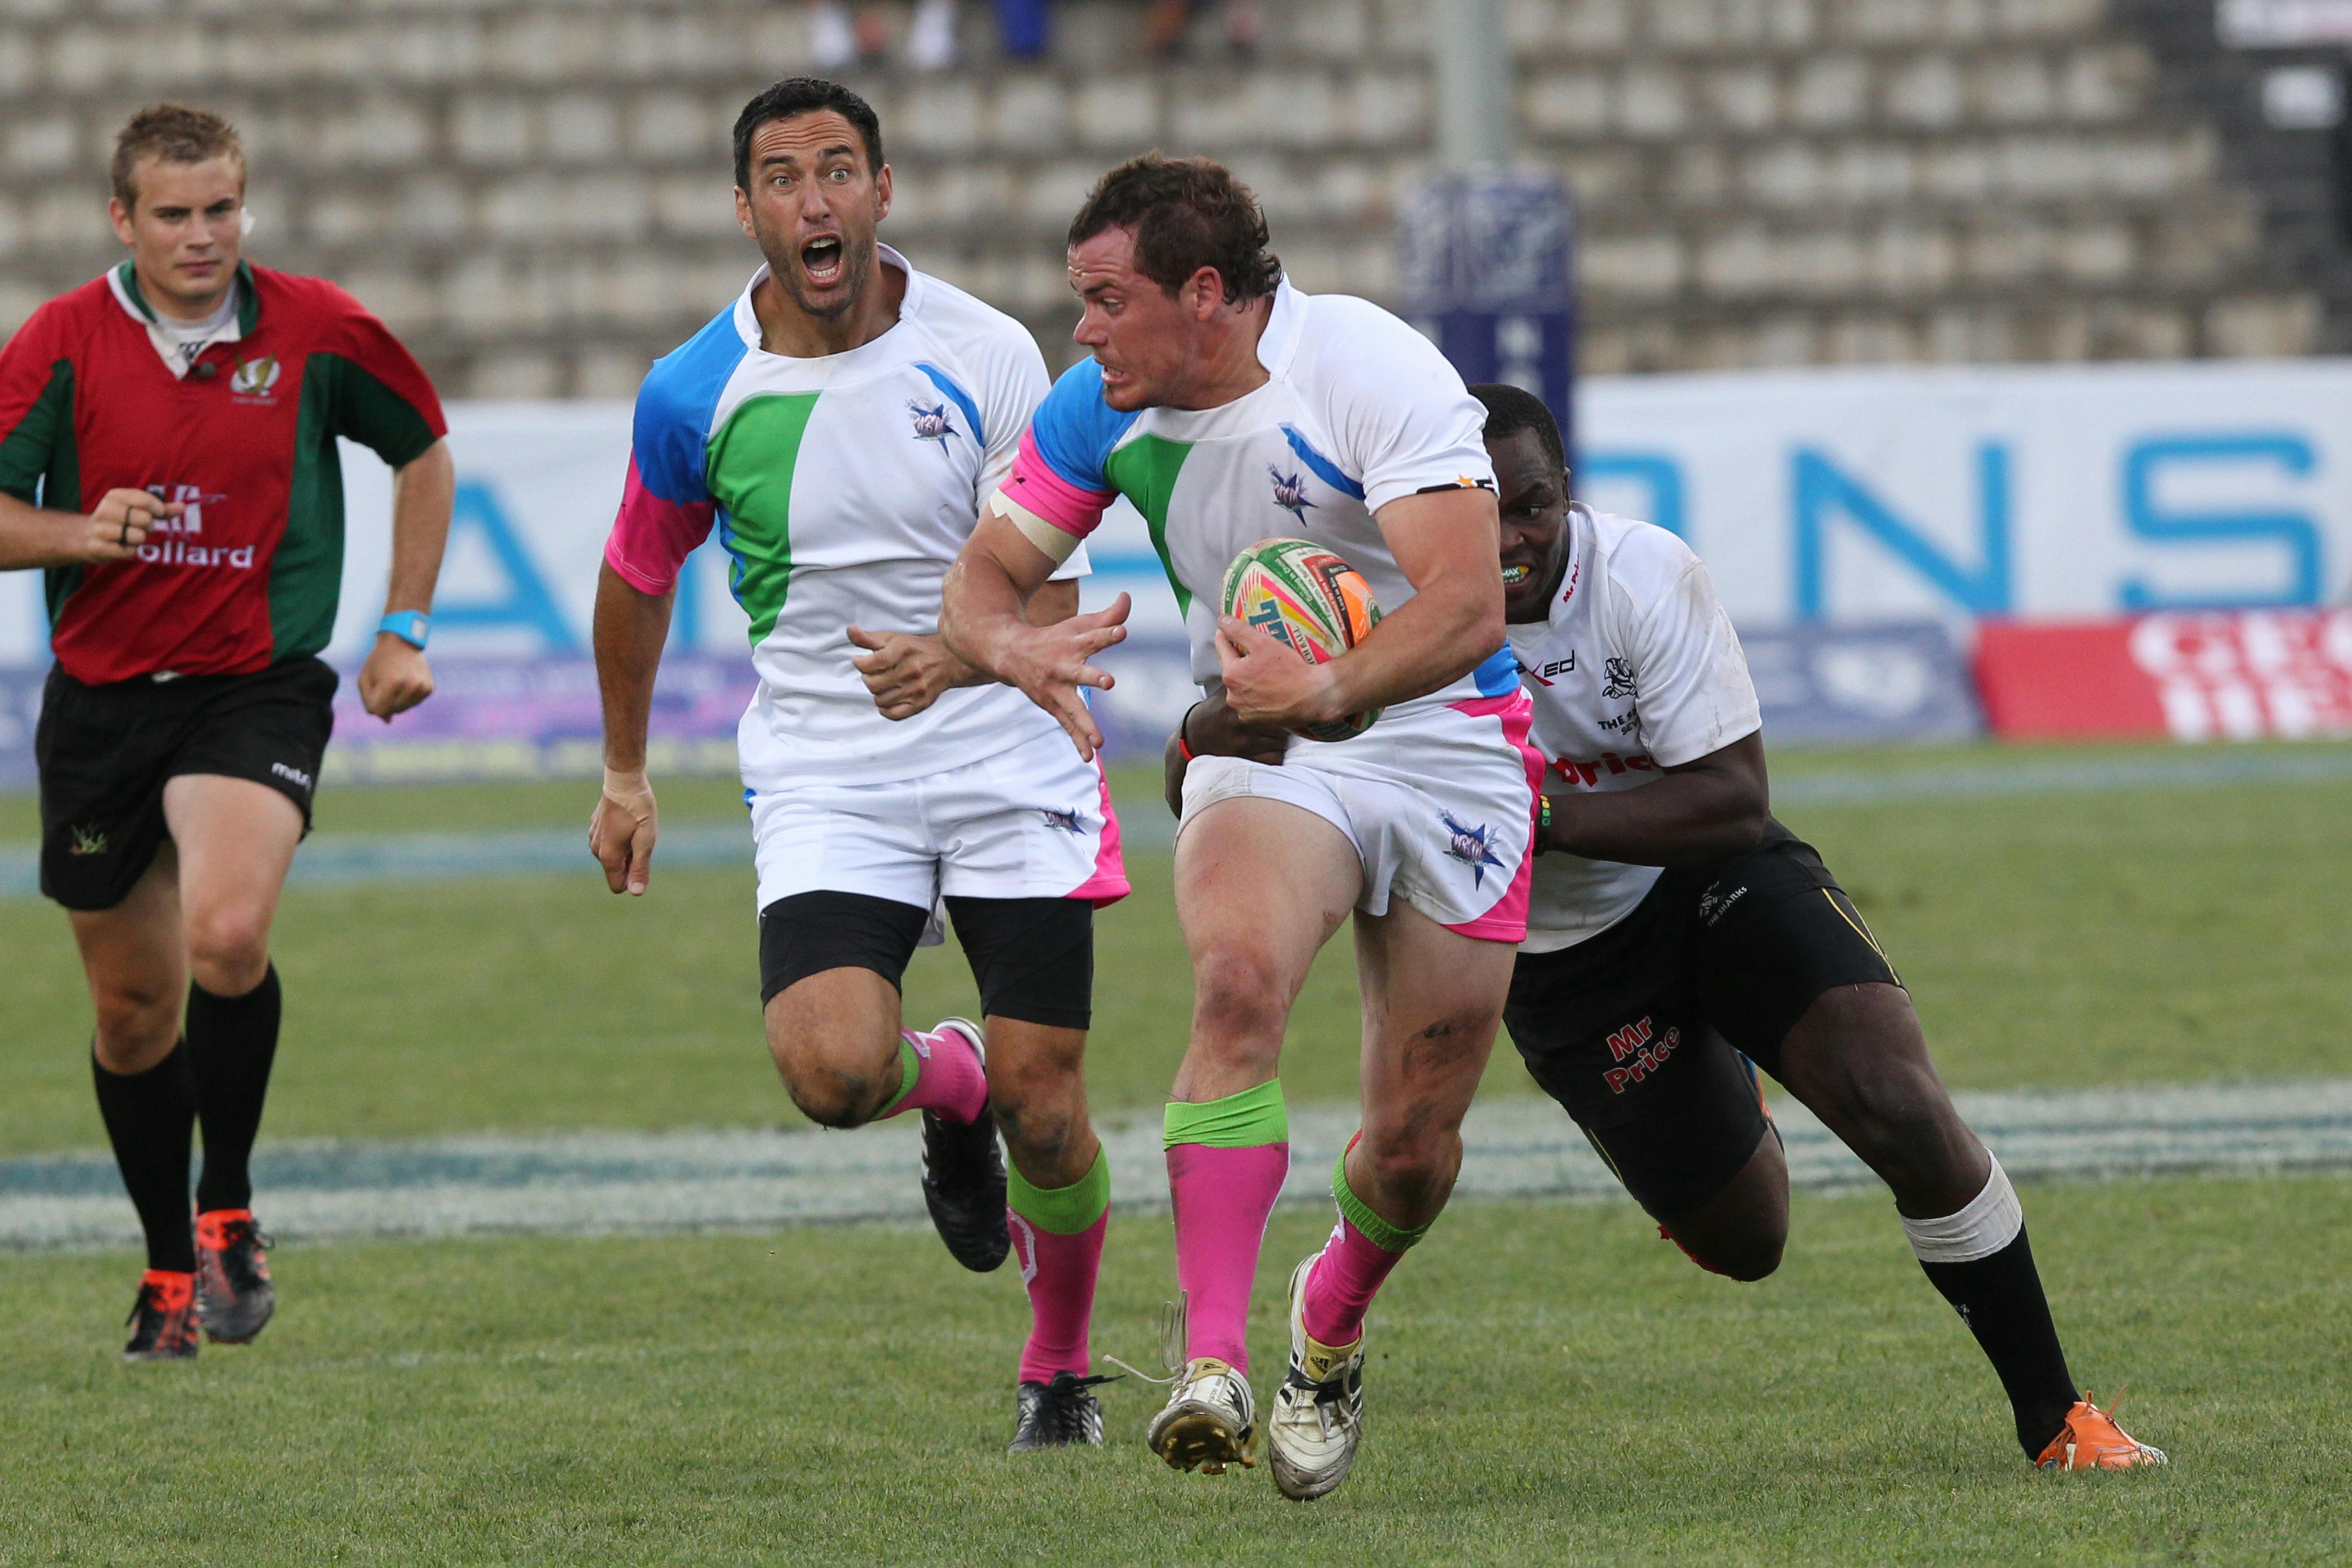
1104 1294 1190 1387
1285 1367 1361 1443
1041 1374 1121 1441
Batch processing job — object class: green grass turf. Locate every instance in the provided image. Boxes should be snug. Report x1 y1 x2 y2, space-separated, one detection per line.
4 742 2349 1154
7 1176 2348 1565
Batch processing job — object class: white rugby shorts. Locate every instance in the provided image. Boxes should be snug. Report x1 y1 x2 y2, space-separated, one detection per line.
748 724 1127 923
1177 692 1541 943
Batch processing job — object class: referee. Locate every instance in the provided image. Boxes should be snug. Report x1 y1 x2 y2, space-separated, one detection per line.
0 106 453 1360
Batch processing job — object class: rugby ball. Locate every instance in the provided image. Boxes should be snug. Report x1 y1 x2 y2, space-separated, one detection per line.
1219 537 1384 742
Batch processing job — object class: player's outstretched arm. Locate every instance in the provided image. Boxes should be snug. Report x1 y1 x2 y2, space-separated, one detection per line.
850 579 1081 721
941 510 1128 760
0 488 182 570
1544 732 1770 867
1218 485 1506 731
357 439 453 722
590 561 674 896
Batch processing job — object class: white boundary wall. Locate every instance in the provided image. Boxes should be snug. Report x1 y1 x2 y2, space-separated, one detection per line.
4 359 2348 666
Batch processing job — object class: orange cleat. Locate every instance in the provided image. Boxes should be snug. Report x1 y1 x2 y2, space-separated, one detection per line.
194 1208 276 1344
2035 1391 2168 1470
123 1269 198 1361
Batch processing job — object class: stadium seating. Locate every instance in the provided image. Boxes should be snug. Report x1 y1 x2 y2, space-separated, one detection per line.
0 0 2335 392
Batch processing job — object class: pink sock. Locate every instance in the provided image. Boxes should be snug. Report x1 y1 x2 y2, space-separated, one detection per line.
1167 1141 1290 1374
1011 1209 1108 1382
1301 1216 1405 1346
880 1025 987 1125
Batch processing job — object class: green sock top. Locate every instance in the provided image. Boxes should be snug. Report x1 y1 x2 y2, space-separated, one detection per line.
1333 1145 1432 1253
1163 1078 1288 1149
1007 1147 1111 1236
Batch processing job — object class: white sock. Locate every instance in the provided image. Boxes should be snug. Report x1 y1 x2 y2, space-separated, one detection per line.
1900 1154 2023 1265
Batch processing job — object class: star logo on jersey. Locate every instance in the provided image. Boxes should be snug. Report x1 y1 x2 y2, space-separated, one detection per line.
1038 807 1084 834
907 398 959 450
1269 465 1317 518
1438 810 1504 888
228 355 281 399
67 824 108 857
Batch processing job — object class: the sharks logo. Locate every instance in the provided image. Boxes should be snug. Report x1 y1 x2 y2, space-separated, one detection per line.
1439 810 1504 888
907 398 959 450
1269 465 1317 518
67 824 108 857
1038 807 1084 834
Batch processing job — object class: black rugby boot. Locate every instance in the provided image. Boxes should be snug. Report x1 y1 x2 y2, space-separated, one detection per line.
194 1208 275 1344
123 1270 199 1362
1008 1372 1116 1451
919 1019 1009 1273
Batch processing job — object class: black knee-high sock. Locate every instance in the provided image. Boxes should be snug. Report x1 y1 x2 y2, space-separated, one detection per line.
1918 1226 2079 1458
188 964 282 1214
92 1042 197 1273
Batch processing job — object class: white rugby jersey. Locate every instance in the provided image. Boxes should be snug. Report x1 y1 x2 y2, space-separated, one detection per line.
1508 503 1763 951
996 277 1525 714
604 248 1086 788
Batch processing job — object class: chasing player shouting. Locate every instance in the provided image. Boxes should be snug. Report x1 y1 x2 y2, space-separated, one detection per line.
943 156 1535 1499
0 105 453 1360
1471 382 2163 1470
588 80 1128 1451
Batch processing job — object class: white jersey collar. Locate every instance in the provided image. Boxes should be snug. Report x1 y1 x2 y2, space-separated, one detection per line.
107 262 245 380
1256 276 1305 377
732 242 921 360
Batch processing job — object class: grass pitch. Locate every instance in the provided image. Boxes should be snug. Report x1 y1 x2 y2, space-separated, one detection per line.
7 1176 2349 1566
6 741 2352 1152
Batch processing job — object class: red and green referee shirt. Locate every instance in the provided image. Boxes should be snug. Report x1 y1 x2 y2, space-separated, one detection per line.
0 259 447 685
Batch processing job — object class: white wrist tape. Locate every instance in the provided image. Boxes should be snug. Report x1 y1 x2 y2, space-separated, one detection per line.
603 766 653 805
1900 1153 2023 1264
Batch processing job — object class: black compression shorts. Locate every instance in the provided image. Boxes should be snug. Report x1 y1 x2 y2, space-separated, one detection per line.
759 890 1094 1031
1503 820 1899 1218
35 658 337 912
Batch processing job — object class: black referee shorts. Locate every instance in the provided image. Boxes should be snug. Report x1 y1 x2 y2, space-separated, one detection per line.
35 658 337 911
1503 820 1900 1219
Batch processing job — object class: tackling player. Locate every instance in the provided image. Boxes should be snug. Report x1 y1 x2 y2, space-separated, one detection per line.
1474 382 2163 1470
0 105 453 1360
942 156 1534 1499
588 79 1129 1451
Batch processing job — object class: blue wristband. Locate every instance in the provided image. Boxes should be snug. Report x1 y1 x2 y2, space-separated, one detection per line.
379 611 430 650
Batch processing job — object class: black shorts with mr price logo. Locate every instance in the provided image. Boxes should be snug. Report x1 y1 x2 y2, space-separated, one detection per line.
1502 820 1900 1219
35 657 336 911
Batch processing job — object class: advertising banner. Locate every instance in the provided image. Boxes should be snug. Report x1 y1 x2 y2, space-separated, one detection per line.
1976 610 2352 742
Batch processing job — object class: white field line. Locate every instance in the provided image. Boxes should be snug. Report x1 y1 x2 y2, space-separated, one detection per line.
5 1079 2349 1252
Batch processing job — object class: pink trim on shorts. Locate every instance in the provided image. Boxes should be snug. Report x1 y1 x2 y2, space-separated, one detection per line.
1441 691 1541 944
1003 429 1115 539
604 455 716 596
1068 762 1130 906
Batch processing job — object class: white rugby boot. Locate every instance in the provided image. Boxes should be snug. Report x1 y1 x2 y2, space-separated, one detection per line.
1143 1357 1258 1474
1267 1254 1366 1501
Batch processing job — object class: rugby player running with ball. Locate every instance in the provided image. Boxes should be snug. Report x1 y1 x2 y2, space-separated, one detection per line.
589 80 1129 1451
1470 382 2163 1470
0 105 453 1360
943 156 1537 1499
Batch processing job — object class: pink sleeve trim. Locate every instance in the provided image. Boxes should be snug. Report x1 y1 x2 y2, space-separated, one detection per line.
604 455 715 595
1001 428 1115 539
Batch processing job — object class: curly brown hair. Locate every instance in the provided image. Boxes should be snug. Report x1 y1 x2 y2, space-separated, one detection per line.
1067 154 1282 304
111 103 244 211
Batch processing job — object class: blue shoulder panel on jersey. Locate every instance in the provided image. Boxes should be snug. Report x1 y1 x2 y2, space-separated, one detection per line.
632 305 748 504
914 362 984 450
1280 425 1367 502
1472 645 1521 698
1030 357 1139 491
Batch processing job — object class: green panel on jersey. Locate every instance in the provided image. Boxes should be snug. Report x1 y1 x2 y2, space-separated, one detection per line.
0 359 87 631
274 355 359 664
704 392 820 645
1103 434 1195 616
